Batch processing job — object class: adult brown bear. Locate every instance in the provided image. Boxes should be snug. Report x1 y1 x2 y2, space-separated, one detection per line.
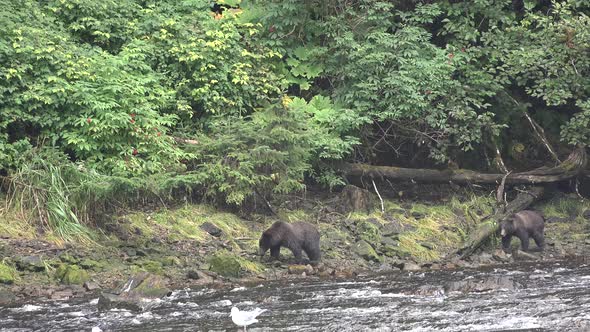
500 210 545 252
258 221 320 264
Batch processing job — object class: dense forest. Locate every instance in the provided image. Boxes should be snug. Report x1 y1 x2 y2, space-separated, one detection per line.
1 0 589 240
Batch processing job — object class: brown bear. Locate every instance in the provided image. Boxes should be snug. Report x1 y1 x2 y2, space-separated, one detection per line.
500 210 545 252
258 221 321 264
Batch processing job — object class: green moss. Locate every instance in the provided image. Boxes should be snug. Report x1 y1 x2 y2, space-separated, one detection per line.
139 260 164 274
124 204 259 247
208 251 263 278
58 265 90 285
0 262 17 284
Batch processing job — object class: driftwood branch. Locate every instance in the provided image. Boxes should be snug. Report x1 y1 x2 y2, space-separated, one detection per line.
455 186 545 259
340 147 586 185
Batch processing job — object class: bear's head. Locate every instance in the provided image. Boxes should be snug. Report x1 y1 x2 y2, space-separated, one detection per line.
258 232 273 256
500 217 516 237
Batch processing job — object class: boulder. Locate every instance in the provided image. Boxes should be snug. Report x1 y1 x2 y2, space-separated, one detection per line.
200 222 223 237
353 240 382 263
339 185 375 213
187 270 213 283
208 252 242 278
97 272 170 312
15 255 45 272
583 209 590 220
84 281 100 291
445 275 517 293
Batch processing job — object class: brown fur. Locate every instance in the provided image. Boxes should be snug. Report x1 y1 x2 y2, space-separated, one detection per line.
258 221 321 264
501 210 545 252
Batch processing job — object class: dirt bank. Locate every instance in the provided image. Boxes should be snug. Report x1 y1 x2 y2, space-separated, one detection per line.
0 190 589 304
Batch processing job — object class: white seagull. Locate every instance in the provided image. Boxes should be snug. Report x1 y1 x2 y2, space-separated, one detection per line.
230 306 267 332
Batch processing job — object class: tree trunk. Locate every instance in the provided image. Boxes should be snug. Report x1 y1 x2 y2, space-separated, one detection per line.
454 186 544 259
340 147 586 185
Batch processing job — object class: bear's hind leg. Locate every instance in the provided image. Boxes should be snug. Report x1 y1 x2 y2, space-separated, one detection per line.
532 232 545 251
519 233 530 251
288 245 303 264
304 243 321 263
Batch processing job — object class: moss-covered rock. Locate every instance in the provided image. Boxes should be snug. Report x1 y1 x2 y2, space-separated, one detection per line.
209 252 242 278
139 260 163 274
56 264 90 285
357 220 382 245
80 259 102 270
161 256 181 267
353 240 382 263
0 262 17 284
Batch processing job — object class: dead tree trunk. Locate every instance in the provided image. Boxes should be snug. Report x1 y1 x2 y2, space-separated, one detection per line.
339 147 586 185
454 186 544 259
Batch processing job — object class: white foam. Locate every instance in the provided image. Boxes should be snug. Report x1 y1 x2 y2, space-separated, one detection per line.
231 286 247 292
12 304 43 312
211 299 232 307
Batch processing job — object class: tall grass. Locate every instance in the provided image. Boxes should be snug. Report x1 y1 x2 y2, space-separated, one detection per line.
1 148 204 243
4 150 94 243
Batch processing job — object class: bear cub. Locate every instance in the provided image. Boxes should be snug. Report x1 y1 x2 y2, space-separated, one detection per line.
500 210 545 252
258 221 320 264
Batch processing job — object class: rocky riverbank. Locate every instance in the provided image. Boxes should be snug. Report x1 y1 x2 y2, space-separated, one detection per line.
1 189 589 307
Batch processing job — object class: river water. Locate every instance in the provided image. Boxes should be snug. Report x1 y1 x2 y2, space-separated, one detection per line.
2 260 590 332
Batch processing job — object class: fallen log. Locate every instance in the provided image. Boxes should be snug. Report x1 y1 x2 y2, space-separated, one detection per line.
454 186 544 259
339 147 586 185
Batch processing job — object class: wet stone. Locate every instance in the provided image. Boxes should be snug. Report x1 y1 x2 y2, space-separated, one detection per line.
288 265 314 275
445 275 517 293
51 289 74 300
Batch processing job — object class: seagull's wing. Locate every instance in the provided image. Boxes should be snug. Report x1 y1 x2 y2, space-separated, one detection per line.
243 308 267 321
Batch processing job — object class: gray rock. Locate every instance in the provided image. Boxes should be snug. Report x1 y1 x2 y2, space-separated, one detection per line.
583 209 590 220
445 276 517 293
97 293 143 312
200 222 223 237
83 281 100 291
15 255 45 272
0 288 16 305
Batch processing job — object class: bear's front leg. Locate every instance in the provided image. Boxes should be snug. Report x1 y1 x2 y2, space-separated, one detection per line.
501 235 512 252
519 234 530 251
270 246 281 260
